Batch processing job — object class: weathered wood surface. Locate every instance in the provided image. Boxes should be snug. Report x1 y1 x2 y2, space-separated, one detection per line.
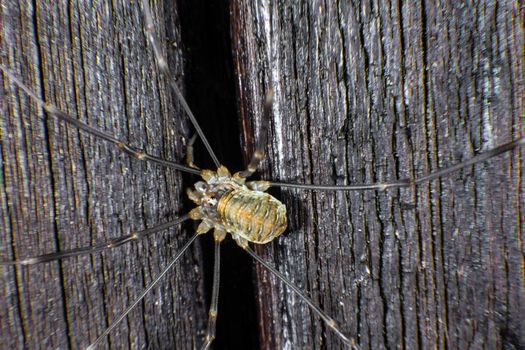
231 1 524 349
1 1 207 349
1 1 523 350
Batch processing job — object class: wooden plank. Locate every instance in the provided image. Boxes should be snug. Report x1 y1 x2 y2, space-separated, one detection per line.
2 1 523 349
231 1 524 349
0 1 207 349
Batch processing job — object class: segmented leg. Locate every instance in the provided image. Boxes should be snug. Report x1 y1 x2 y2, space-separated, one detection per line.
86 232 201 350
0 216 189 266
269 137 525 191
0 65 200 175
200 232 224 349
244 246 361 349
141 0 220 168
239 90 274 178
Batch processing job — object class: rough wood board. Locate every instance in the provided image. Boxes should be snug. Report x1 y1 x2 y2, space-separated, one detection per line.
231 1 524 349
0 1 523 350
1 1 206 349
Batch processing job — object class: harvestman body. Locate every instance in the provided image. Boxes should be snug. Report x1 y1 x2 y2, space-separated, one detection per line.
1 1 524 349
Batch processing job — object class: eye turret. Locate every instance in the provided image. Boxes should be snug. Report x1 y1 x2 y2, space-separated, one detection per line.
195 181 208 193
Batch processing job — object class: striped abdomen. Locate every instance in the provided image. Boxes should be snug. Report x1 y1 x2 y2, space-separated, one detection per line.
217 189 287 244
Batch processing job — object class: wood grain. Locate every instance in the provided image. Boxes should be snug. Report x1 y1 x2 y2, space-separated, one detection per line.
231 1 524 349
1 1 523 350
1 1 206 349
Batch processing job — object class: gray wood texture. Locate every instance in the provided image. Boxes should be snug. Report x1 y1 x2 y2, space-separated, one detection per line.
1 0 523 350
231 1 524 349
1 1 206 349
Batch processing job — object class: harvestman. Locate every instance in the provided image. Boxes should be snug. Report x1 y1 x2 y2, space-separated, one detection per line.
1 1 524 349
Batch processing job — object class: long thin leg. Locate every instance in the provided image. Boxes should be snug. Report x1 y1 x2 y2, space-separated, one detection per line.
239 90 274 178
86 232 200 350
201 239 222 350
141 0 220 168
245 246 361 350
0 216 190 266
269 137 524 191
0 65 200 175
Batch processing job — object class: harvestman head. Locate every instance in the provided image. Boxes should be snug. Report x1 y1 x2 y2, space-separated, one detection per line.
1 0 524 349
